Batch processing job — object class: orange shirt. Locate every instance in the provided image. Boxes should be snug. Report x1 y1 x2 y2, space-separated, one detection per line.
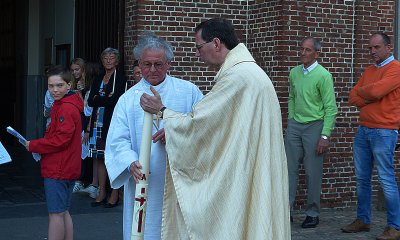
349 60 400 129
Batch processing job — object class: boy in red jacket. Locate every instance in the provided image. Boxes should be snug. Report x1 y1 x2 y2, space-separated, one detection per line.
26 65 83 240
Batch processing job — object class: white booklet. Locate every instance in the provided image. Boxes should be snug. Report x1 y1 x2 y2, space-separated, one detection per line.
6 126 41 162
0 141 11 165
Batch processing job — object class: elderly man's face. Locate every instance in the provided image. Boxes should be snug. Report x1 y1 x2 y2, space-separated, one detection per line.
139 49 170 86
300 39 319 68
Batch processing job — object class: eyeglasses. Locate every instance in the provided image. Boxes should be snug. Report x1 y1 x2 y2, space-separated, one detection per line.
195 41 212 50
102 55 116 62
140 61 167 70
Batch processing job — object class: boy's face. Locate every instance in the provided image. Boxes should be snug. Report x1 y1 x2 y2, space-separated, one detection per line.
48 75 71 101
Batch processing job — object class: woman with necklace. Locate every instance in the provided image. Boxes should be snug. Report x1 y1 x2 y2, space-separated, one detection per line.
88 48 126 208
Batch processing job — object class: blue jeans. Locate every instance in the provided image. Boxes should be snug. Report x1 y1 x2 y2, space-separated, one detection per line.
354 126 400 229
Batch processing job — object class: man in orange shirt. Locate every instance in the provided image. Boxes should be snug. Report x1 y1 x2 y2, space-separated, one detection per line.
343 32 400 240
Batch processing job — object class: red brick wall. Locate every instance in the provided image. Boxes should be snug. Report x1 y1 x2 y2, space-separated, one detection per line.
124 0 399 209
124 0 249 92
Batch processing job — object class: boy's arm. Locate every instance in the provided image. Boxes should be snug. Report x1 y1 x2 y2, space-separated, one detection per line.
29 105 79 154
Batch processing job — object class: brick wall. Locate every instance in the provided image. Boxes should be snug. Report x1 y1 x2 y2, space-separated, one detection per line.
125 0 249 92
124 0 399 210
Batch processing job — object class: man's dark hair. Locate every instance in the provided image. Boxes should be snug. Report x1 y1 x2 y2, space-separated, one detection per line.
195 18 239 50
373 32 391 45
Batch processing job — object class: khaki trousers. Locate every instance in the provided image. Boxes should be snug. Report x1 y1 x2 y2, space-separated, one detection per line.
285 118 324 217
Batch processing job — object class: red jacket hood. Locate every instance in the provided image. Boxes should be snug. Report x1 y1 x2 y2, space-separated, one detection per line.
54 92 84 113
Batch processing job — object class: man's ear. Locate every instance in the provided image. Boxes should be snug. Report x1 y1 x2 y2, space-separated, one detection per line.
387 43 393 52
314 50 320 59
213 37 222 51
165 61 172 71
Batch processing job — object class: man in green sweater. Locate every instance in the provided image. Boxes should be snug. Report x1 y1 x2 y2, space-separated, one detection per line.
285 37 338 228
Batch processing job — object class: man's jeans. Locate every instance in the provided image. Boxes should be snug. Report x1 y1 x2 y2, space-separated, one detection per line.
354 126 400 229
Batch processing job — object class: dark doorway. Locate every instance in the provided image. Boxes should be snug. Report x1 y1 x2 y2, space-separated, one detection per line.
56 44 71 68
74 0 125 68
0 0 17 145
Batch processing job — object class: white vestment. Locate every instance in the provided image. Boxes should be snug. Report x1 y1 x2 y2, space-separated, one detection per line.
105 75 203 240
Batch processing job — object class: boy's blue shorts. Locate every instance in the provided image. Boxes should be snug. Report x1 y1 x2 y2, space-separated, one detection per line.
43 178 74 213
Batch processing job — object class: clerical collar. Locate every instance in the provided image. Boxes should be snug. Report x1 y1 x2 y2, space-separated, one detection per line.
375 55 394 68
302 61 318 75
142 75 168 88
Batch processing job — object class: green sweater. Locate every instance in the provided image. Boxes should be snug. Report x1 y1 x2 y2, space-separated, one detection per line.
288 64 338 136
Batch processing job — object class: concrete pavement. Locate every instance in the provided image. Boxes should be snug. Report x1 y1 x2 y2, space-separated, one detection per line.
0 159 122 240
0 144 391 240
291 209 387 240
0 194 122 240
1 176 389 240
0 144 122 240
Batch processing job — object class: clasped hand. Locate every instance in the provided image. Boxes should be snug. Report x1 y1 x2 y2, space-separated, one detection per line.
140 86 164 113
153 128 166 144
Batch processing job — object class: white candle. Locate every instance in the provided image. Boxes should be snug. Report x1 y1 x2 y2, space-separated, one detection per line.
131 112 153 240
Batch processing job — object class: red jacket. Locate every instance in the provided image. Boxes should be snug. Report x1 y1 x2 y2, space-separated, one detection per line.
30 92 84 180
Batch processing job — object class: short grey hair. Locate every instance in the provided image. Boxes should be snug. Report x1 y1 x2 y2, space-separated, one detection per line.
101 47 120 62
302 37 321 51
133 32 174 61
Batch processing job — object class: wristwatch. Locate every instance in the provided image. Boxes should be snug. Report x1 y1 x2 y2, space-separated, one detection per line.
157 106 166 119
321 135 329 140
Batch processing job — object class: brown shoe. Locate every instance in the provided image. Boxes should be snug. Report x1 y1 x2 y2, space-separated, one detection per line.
376 226 400 240
341 218 370 233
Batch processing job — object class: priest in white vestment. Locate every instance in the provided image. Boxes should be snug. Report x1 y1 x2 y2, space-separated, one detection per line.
105 34 203 240
140 18 291 240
